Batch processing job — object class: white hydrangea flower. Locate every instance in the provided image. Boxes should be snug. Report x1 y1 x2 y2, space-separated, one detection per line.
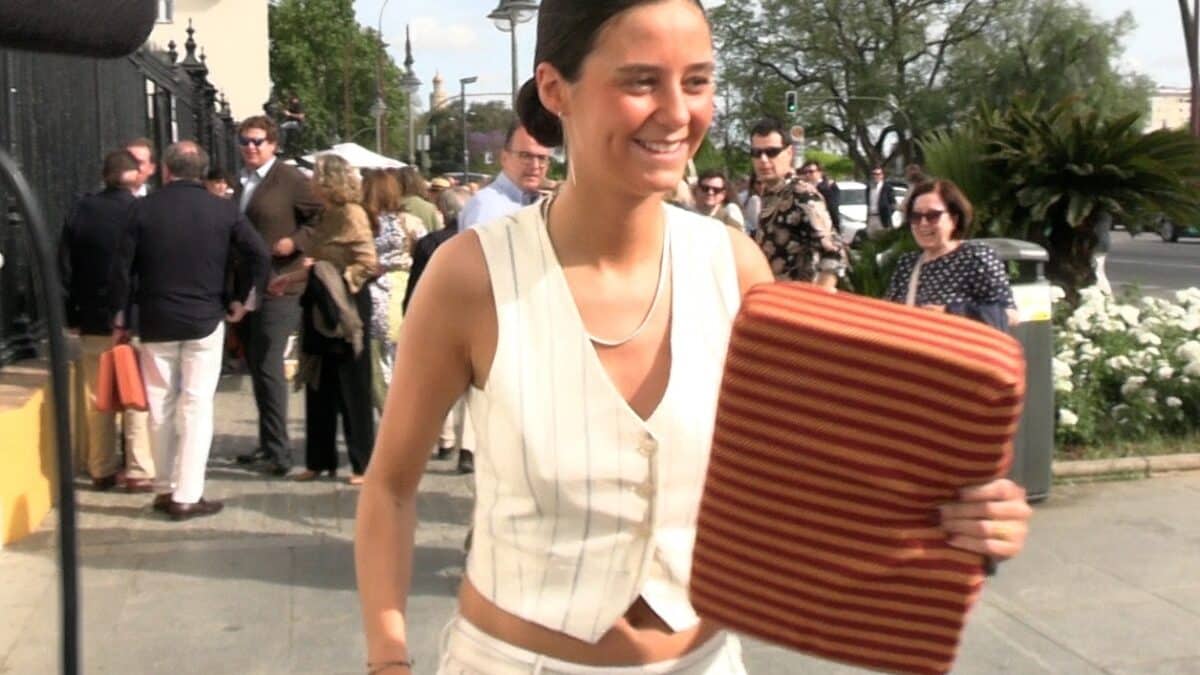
1112 403 1130 417
1179 316 1200 332
1174 288 1200 305
1136 332 1163 347
1158 365 1176 380
1058 409 1079 427
1184 361 1200 378
1050 286 1067 303
1167 397 1183 408
1107 355 1133 371
1115 305 1140 326
1052 358 1073 379
1176 341 1200 362
1055 379 1075 394
1141 389 1157 404
1121 376 1147 397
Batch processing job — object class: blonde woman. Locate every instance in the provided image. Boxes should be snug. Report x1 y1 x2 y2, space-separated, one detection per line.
363 170 427 411
270 153 378 484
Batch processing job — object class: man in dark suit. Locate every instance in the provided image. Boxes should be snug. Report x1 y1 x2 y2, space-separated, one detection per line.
232 115 322 476
801 160 841 235
867 165 896 240
59 149 155 491
109 141 269 520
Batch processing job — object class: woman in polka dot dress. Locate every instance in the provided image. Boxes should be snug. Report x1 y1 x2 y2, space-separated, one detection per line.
885 179 1016 330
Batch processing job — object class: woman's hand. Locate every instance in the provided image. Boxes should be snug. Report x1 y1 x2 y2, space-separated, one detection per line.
267 274 292 297
274 237 296 257
939 479 1032 560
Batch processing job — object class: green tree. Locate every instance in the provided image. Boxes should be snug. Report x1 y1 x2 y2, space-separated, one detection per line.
269 0 412 156
709 0 1152 176
944 0 1152 121
422 101 516 175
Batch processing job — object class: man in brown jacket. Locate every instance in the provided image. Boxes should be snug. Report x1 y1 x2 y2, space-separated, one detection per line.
233 115 322 475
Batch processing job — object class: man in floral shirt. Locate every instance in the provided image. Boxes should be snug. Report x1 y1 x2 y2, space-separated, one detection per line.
749 118 847 288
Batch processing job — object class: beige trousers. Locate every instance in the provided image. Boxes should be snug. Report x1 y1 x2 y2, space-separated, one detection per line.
77 335 154 480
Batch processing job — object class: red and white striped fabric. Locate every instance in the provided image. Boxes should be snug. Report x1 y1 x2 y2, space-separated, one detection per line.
690 282 1026 675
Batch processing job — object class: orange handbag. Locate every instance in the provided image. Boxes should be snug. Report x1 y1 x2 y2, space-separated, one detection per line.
94 344 148 413
93 348 119 413
690 283 1026 675
111 343 148 412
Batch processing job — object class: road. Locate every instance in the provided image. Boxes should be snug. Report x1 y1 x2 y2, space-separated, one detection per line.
1108 230 1200 296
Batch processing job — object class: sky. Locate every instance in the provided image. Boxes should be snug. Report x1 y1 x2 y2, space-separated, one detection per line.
353 0 1191 113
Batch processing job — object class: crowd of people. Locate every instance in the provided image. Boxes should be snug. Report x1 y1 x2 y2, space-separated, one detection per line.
59 0 1031 670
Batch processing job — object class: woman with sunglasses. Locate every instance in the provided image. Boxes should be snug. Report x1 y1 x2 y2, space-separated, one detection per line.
884 179 1017 330
356 2 1031 673
692 168 745 232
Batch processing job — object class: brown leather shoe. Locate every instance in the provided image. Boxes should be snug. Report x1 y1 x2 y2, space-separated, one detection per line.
122 477 155 493
152 493 172 513
167 498 224 521
91 474 120 491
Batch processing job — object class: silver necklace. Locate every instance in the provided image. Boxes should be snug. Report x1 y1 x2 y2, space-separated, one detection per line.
543 197 672 349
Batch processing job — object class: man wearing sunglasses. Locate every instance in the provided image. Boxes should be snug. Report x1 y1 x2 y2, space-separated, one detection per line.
749 118 846 288
460 120 552 230
232 115 322 477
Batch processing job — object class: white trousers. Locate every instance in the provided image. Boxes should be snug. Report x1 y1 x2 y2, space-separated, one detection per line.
437 615 747 675
439 396 472 452
140 323 225 504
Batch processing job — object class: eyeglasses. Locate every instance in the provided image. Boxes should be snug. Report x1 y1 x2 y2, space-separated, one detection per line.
696 184 725 195
238 137 268 147
508 149 551 166
749 146 787 159
910 209 946 225
801 168 819 175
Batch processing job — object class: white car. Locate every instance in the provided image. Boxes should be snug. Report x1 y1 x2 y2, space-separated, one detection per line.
836 181 906 245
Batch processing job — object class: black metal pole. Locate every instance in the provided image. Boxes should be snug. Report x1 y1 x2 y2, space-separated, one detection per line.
0 148 79 675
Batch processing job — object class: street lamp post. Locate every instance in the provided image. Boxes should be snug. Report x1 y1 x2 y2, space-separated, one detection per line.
399 25 422 164
374 0 390 153
487 0 539 109
460 76 478 179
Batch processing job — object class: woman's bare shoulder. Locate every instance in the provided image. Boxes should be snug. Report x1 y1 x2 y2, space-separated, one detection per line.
726 227 773 294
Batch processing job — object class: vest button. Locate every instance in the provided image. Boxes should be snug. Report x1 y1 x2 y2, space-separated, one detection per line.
638 436 658 457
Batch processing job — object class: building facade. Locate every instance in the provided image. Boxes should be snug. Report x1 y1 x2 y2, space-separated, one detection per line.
1147 86 1191 132
150 0 271 120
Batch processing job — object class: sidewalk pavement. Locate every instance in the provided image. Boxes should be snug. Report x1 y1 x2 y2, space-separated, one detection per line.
2 374 1198 674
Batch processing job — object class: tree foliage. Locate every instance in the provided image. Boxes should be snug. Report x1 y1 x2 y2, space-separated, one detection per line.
269 0 413 155
422 101 516 176
708 0 1152 178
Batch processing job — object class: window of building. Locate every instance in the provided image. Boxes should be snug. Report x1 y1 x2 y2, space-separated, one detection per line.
157 0 174 23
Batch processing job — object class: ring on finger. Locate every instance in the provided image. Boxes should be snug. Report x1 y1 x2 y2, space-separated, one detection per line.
992 521 1014 541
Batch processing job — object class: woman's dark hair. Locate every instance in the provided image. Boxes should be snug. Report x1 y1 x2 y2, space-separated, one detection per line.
517 0 707 148
905 179 974 239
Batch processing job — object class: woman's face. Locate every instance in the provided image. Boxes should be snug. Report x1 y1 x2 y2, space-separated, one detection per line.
553 0 715 199
910 192 958 254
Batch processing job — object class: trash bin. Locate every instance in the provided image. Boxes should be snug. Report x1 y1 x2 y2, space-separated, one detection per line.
977 238 1054 502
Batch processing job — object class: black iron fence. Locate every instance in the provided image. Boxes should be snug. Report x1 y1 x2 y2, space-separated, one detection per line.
0 24 238 367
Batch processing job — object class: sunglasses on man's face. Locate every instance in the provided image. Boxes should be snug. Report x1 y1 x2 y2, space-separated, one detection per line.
749 146 787 160
238 137 268 148
696 184 725 195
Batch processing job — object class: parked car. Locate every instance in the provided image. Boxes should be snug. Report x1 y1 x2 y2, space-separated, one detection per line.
1157 216 1200 242
836 180 905 246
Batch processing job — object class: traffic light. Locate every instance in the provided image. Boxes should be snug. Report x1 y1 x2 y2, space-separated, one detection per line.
785 90 798 114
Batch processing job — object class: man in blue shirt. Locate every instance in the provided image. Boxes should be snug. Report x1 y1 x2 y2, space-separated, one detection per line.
460 121 552 229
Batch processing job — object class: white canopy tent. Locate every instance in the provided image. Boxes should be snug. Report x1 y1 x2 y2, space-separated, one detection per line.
301 142 406 169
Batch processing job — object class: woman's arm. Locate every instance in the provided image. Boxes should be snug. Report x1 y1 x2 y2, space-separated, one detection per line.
341 205 380 292
355 231 494 667
728 227 774 295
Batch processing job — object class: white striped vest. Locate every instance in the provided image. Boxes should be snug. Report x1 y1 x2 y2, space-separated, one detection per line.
466 202 742 643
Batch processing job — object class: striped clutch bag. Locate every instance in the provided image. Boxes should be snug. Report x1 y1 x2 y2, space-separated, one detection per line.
690 282 1025 675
